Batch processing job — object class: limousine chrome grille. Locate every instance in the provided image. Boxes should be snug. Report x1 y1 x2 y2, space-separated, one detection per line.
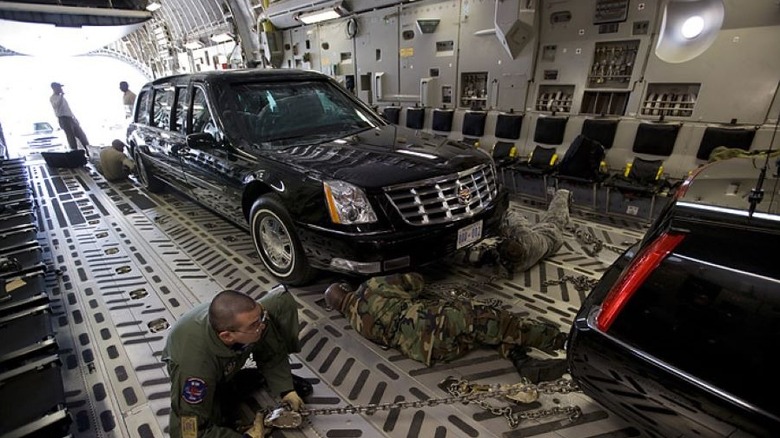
384 164 499 226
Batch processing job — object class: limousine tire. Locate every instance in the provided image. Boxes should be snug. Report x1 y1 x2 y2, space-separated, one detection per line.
134 149 164 193
250 195 315 286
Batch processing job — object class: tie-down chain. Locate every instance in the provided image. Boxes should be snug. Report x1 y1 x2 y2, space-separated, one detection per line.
264 377 582 430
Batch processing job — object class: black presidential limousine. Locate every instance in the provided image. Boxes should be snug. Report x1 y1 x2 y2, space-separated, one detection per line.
127 69 508 285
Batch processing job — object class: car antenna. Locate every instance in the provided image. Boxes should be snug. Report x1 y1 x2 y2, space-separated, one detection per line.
748 108 780 217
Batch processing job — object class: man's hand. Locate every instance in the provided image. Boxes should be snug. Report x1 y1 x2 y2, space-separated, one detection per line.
281 391 304 411
243 412 265 438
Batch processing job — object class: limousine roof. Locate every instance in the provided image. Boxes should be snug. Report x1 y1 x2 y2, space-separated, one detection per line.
143 68 329 87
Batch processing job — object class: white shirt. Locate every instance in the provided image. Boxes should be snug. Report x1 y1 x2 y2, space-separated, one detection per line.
50 93 75 118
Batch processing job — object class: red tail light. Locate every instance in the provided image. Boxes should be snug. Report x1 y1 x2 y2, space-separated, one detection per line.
596 232 686 332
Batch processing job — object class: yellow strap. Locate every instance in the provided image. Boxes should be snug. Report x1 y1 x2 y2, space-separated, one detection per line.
624 162 632 177
550 153 558 166
655 165 664 180
509 146 517 158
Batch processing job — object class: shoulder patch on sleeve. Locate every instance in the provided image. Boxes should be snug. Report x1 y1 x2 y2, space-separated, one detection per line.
182 377 207 404
181 416 198 438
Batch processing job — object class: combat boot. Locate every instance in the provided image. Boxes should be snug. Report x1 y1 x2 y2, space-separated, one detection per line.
508 347 568 384
292 374 314 397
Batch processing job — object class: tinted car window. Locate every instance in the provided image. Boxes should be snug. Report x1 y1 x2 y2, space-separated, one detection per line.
136 90 150 125
191 87 218 138
152 87 174 129
219 80 379 147
609 223 780 415
174 86 190 134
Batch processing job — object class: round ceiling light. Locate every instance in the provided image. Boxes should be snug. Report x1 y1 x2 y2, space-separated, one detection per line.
681 16 705 39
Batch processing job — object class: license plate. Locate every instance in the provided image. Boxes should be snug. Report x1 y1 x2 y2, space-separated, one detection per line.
457 220 483 249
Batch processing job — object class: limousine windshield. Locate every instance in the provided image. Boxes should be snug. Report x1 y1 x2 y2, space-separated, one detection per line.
219 80 382 147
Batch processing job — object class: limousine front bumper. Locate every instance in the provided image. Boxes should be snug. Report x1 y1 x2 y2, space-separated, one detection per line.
297 190 509 275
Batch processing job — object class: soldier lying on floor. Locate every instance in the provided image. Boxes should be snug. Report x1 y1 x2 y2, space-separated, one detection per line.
324 189 574 382
461 189 571 277
324 272 568 383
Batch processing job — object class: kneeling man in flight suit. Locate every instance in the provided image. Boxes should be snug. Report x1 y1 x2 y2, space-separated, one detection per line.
162 286 312 438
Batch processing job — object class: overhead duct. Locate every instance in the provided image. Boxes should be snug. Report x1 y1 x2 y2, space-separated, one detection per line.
0 2 150 56
494 0 535 59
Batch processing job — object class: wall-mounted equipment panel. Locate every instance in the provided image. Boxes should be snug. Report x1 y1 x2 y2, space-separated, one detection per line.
640 83 700 118
354 8 400 104
398 0 460 103
536 84 574 113
456 0 535 112
288 26 321 72
581 91 629 115
460 72 488 110
533 0 659 116
593 0 630 24
317 18 358 88
588 40 639 89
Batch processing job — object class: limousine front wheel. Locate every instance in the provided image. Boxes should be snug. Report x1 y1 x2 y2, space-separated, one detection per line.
250 196 315 285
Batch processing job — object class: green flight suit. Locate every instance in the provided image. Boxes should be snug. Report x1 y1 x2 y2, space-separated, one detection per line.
339 272 561 366
162 287 300 438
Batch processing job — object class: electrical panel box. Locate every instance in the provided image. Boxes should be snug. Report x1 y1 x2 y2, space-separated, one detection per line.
536 84 574 113
588 40 639 89
460 72 488 110
641 83 701 118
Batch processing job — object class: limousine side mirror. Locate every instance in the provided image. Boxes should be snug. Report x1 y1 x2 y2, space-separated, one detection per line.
187 132 216 150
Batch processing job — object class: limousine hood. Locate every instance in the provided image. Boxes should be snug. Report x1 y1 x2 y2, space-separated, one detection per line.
269 125 493 189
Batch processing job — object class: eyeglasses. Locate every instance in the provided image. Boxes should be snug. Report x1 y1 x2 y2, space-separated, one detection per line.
232 307 268 335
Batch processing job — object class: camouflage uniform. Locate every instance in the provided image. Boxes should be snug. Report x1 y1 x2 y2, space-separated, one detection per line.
339 272 561 366
497 189 570 273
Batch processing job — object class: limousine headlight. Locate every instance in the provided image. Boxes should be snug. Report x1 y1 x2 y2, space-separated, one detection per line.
323 180 378 224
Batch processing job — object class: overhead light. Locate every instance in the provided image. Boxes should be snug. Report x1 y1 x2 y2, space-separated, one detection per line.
681 15 704 39
184 41 203 50
297 3 347 25
210 32 233 43
146 1 161 12
655 0 724 63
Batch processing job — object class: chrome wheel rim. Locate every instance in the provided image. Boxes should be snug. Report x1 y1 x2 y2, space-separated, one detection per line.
258 214 292 272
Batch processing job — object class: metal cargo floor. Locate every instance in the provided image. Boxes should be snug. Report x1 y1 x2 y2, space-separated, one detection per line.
26 159 647 438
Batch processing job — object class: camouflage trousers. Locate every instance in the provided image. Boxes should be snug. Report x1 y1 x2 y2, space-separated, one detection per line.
341 272 562 366
498 189 570 273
